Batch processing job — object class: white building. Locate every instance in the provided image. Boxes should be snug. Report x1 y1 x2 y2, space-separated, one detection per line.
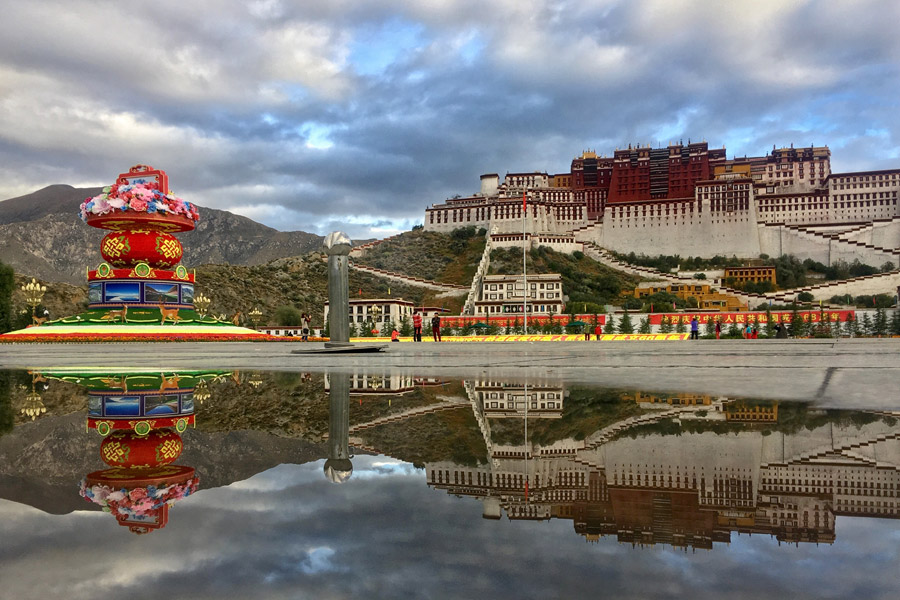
323 298 449 328
475 273 565 317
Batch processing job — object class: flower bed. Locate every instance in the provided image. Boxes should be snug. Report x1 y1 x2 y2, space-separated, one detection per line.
0 332 326 343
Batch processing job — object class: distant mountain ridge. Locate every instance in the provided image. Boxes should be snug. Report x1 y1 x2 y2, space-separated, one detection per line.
0 185 326 283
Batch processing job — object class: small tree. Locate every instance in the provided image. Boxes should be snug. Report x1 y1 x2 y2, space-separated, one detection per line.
861 312 873 337
274 305 304 326
658 316 672 334
890 309 900 336
400 315 412 337
727 320 741 338
873 307 888 337
638 316 651 334
704 317 716 338
788 303 803 337
512 317 523 334
0 260 13 334
764 307 775 338
845 312 860 337
674 317 687 334
605 315 617 334
618 311 634 334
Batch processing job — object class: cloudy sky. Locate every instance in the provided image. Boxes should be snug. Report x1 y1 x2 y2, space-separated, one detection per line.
3 456 900 599
2 1 899 239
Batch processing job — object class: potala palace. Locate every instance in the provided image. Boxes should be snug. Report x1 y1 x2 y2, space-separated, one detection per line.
424 142 900 269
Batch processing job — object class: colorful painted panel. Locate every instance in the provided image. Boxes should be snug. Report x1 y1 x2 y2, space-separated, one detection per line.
103 396 141 416
104 282 141 303
88 396 102 416
88 283 103 304
145 282 179 303
145 394 180 415
181 394 195 413
181 284 194 304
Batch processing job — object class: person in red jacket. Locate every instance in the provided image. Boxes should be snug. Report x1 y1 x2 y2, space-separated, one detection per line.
412 313 423 342
594 324 602 340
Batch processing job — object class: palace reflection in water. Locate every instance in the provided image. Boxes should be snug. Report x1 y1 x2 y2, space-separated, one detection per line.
2 369 899 551
346 377 899 550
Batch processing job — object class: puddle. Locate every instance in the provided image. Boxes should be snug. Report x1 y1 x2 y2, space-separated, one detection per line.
1 369 899 598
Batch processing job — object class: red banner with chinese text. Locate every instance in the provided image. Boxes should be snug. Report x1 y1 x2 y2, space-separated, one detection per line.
648 310 855 325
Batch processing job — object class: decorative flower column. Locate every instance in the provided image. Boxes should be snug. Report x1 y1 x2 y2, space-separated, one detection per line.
80 165 200 319
35 370 229 534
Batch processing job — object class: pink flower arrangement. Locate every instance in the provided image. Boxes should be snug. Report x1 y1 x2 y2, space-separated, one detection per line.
79 182 200 223
79 476 200 518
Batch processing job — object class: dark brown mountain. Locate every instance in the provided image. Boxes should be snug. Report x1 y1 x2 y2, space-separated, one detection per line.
0 185 326 284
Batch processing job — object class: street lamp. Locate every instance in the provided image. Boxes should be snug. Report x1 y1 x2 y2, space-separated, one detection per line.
194 292 211 319
193 379 211 404
248 371 264 389
21 374 46 421
21 278 47 322
369 305 382 334
248 307 263 329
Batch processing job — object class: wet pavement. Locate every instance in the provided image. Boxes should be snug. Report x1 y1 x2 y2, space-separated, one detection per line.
1 363 899 599
1 338 898 406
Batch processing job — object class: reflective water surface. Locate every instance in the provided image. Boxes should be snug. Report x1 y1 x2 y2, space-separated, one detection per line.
1 369 899 599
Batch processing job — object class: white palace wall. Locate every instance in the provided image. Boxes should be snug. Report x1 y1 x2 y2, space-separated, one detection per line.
589 200 762 258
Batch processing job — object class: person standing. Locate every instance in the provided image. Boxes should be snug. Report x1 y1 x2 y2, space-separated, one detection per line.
594 323 602 340
715 320 721 340
412 312 423 342
431 314 442 342
690 316 699 340
301 312 311 342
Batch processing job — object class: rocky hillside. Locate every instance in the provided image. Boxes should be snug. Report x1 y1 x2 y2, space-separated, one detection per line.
0 185 325 284
353 228 487 285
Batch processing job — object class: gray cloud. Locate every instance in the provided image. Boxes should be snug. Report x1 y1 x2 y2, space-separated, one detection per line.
1 0 899 239
1 456 899 599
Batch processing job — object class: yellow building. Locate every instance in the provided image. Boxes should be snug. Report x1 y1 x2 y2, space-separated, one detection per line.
632 283 748 312
724 403 778 422
723 266 776 287
626 392 714 406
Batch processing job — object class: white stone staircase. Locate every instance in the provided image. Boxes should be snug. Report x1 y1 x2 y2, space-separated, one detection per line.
347 261 468 295
462 234 494 314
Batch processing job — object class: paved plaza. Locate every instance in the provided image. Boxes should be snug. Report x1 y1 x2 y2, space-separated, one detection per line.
1 338 897 408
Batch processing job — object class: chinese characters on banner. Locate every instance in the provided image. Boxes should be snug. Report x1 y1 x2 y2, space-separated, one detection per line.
648 310 855 326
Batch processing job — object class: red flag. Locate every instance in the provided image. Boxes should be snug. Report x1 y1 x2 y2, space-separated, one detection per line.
522 190 527 213
873 296 876 306
673 301 677 311
524 478 529 500
358 288 361 296
650 303 653 313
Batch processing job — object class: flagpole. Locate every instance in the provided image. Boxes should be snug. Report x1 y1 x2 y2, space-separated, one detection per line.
524 380 529 502
522 189 528 335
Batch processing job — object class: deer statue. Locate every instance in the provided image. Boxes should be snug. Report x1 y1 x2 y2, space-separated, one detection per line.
159 373 182 392
99 375 128 390
231 311 242 326
158 302 183 325
99 305 128 323
31 314 49 326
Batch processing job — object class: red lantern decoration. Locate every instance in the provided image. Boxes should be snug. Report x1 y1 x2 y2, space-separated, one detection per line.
100 429 184 469
100 230 183 268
